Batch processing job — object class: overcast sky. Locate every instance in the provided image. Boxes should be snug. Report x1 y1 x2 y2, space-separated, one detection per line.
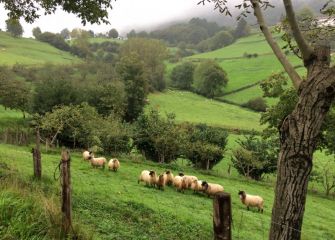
0 0 224 37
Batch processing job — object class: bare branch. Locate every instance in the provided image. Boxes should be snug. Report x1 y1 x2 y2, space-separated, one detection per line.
250 0 302 89
283 0 315 64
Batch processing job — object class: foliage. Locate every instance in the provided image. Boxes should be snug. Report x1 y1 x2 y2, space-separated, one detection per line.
1 0 114 24
0 66 30 116
185 124 228 170
108 28 119 38
117 53 148 122
311 160 335 196
60 28 70 40
70 33 92 58
134 109 182 163
170 62 195 90
32 27 41 39
5 18 23 37
260 72 288 98
193 60 228 98
119 38 168 92
232 132 279 180
242 97 267 112
32 66 80 114
36 31 71 52
234 18 251 38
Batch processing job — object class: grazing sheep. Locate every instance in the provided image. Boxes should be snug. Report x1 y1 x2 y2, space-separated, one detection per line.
165 170 174 186
108 158 120 171
90 157 106 169
238 190 264 213
83 150 93 161
138 170 157 187
201 181 224 197
190 180 204 193
179 173 198 189
156 173 166 190
173 176 186 192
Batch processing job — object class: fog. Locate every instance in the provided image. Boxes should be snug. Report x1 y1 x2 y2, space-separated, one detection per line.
0 0 327 37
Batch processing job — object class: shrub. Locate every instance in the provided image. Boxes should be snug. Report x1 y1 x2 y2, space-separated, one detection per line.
242 97 268 112
184 124 228 170
231 132 278 180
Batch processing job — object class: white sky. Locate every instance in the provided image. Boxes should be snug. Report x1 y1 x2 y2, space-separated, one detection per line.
0 0 221 37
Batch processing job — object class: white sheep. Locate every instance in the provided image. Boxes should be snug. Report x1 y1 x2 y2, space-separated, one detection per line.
90 157 107 169
82 150 93 161
238 190 264 213
165 170 174 186
156 173 166 190
190 180 203 193
138 170 157 187
179 173 198 189
173 175 186 192
108 158 120 171
201 181 224 197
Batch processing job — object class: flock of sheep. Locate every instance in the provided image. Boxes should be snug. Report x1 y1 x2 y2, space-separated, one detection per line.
82 150 264 213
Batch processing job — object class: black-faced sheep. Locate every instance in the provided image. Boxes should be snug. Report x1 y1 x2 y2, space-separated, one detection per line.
190 180 204 193
173 175 186 192
83 150 93 161
138 170 157 187
201 181 224 197
238 190 264 213
90 157 107 169
179 173 198 189
108 158 120 171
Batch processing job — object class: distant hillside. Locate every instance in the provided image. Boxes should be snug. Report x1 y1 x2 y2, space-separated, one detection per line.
0 32 81 65
147 90 262 132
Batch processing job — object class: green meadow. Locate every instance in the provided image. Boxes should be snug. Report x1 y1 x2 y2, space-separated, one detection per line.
147 90 262 131
1 144 334 240
0 32 81 65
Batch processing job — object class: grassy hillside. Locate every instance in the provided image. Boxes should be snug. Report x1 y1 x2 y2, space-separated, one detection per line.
147 90 262 131
0 32 81 65
1 144 334 240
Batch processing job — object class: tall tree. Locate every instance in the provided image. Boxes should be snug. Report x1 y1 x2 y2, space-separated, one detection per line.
60 28 70 40
234 18 251 38
108 28 119 38
201 0 335 239
5 18 23 37
32 26 41 39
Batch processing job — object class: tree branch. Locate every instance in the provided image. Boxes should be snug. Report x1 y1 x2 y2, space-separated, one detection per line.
250 0 302 90
283 0 315 64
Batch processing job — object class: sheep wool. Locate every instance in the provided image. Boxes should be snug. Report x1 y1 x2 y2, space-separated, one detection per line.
190 180 203 192
90 157 107 169
138 170 157 187
173 176 185 192
201 181 224 197
179 173 198 189
82 150 93 161
156 173 166 190
238 190 264 213
108 158 120 171
165 171 174 186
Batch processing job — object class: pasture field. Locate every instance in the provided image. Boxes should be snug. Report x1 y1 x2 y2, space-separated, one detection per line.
87 37 124 44
147 90 263 131
0 106 26 129
0 32 81 66
1 144 334 240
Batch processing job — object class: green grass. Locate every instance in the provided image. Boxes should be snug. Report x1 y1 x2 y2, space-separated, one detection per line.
147 90 262 131
1 144 334 240
87 37 124 44
0 32 81 66
0 105 27 130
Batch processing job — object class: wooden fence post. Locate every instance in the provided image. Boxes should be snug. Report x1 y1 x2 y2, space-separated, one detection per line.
61 148 72 237
213 192 232 240
32 128 41 179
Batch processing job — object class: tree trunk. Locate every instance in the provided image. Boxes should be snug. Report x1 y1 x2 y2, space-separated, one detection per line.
270 46 335 239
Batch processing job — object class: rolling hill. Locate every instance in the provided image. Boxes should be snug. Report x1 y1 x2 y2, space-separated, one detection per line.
0 32 81 65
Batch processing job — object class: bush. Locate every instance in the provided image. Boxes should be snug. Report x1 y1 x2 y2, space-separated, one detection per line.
170 62 195 90
134 109 183 163
242 97 268 112
231 132 278 180
184 124 228 170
